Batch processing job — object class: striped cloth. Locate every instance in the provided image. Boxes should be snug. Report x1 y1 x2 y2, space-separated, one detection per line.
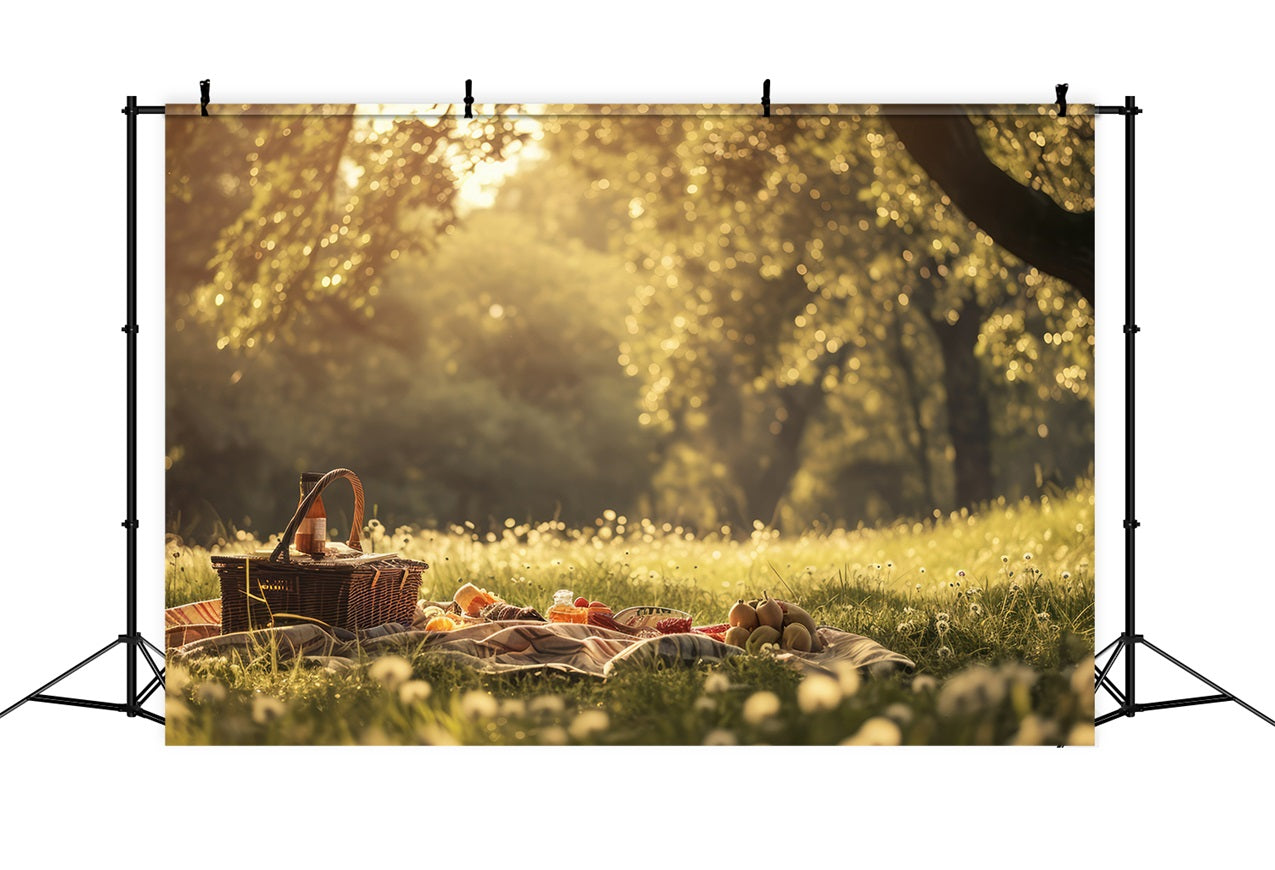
169 610 914 679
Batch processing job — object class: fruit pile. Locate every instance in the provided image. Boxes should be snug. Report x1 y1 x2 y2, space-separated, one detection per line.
723 593 821 653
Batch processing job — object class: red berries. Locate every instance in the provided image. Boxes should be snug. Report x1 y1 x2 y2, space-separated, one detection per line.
655 617 693 634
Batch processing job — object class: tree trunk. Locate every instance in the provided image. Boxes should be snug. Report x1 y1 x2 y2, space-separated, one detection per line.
888 309 937 508
738 340 856 527
932 300 995 508
742 383 815 527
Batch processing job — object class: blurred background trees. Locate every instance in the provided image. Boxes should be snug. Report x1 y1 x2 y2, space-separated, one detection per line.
166 104 1094 543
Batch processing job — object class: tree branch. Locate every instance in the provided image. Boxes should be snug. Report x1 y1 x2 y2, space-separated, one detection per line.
890 115 1094 304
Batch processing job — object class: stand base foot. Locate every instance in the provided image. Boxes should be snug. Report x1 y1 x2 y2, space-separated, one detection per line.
1094 634 1274 728
0 634 165 725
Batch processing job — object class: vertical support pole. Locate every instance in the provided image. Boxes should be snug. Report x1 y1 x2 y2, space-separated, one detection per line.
124 95 139 715
1122 94 1138 716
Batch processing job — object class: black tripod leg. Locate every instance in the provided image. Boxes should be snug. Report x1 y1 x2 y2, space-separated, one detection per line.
136 675 163 706
1095 636 1121 661
1094 637 1124 695
0 638 124 719
137 641 164 684
1140 639 1275 728
135 708 164 726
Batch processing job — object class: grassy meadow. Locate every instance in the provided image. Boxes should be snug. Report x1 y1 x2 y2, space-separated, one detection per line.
165 483 1096 746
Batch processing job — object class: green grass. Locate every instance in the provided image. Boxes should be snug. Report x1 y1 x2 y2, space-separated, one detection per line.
165 483 1096 745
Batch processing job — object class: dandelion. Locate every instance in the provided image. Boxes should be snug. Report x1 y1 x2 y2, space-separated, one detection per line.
497 698 526 719
919 567 926 574
166 665 191 696
1070 658 1095 698
1067 723 1096 745
399 680 433 705
936 620 950 634
368 655 413 690
742 691 781 725
884 703 914 725
1012 714 1051 746
1036 611 1051 620
1001 555 1009 564
165 697 192 723
911 675 938 694
957 570 966 578
529 694 566 716
915 583 922 591
886 561 894 569
414 723 460 745
703 672 732 694
460 690 499 720
937 646 953 659
251 695 286 724
841 716 902 746
195 681 226 704
797 675 843 713
1062 571 1071 580
969 603 983 616
702 729 738 746
538 725 568 745
936 612 951 622
830 662 862 697
936 665 1006 717
1023 553 1033 561
568 709 610 740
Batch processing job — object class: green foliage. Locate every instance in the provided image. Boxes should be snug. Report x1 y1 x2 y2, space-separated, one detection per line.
167 167 654 538
166 105 1095 542
551 108 1095 520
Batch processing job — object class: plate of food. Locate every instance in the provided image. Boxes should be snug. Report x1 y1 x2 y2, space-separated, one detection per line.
611 605 693 631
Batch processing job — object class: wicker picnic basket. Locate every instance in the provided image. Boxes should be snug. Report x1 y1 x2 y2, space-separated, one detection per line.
211 468 427 634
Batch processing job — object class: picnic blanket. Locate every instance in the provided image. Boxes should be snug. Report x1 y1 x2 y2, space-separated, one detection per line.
168 602 914 680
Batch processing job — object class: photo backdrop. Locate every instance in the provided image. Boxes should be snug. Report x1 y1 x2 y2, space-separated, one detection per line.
165 102 1096 746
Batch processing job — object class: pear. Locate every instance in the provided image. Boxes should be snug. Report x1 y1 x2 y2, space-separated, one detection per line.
723 626 752 648
729 599 759 630
781 623 812 652
756 593 784 631
745 624 781 653
777 600 821 651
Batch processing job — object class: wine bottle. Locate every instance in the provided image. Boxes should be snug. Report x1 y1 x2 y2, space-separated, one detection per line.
294 472 327 558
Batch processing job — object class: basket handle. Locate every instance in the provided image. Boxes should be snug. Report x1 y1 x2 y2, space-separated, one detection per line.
269 468 365 563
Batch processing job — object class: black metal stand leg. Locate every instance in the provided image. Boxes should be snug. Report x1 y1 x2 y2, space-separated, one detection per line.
0 632 165 723
1094 634 1273 728
0 639 126 718
1139 640 1275 727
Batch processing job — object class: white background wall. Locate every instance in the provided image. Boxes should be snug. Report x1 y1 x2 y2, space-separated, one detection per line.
1 1 1271 865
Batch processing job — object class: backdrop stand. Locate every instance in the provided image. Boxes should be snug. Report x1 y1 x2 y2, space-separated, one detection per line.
0 96 165 726
1093 96 1273 729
